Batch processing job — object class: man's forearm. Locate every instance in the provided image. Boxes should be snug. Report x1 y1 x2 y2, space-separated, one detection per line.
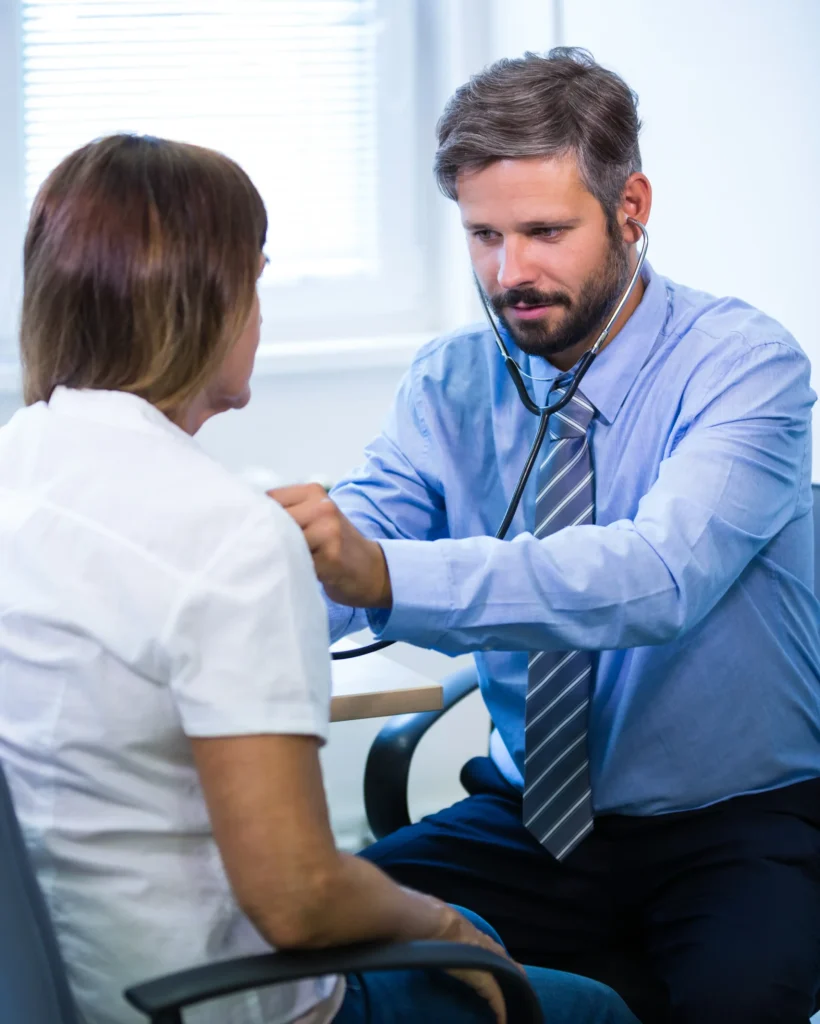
372 528 687 655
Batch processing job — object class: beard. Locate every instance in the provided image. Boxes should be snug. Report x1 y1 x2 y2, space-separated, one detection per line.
490 237 631 361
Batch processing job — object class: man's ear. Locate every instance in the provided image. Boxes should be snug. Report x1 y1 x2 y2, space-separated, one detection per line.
618 172 652 243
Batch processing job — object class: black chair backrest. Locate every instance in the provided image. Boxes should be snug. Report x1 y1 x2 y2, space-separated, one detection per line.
813 484 820 599
0 760 80 1023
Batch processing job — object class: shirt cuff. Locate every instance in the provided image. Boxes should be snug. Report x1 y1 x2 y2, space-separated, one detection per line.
489 728 524 789
368 539 452 647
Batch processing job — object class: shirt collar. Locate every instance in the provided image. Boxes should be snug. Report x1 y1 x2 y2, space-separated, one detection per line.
47 386 198 446
506 261 670 425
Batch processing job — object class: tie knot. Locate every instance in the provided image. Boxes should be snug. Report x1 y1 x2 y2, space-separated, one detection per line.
548 387 595 439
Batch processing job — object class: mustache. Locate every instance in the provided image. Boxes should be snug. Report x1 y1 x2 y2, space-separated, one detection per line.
490 287 572 316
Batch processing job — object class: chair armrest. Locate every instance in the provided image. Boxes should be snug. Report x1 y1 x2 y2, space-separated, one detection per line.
364 664 480 840
124 939 542 1024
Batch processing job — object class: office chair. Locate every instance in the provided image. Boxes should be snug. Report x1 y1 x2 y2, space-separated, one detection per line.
0 759 541 1024
363 483 820 1020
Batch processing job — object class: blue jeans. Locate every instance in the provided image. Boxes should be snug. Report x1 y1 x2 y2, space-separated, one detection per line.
333 908 639 1024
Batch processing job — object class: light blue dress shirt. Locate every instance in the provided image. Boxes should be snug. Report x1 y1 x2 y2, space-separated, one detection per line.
328 264 820 816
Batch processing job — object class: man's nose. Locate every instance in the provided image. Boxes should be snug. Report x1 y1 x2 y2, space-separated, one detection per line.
497 237 538 291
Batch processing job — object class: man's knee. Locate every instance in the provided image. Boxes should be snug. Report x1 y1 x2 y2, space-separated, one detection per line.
357 824 426 879
358 825 442 887
524 968 641 1024
451 905 504 947
670 972 814 1024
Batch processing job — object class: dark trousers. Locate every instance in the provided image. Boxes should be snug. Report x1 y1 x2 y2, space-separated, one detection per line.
360 757 820 1024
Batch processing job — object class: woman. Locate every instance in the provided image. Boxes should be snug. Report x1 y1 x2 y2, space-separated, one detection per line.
0 134 638 1024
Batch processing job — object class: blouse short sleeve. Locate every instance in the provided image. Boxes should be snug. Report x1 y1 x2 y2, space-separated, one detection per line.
164 499 332 742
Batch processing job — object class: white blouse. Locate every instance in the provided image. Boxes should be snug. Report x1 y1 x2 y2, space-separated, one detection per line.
0 386 342 1024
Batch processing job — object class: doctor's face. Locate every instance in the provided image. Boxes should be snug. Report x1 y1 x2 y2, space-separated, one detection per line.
458 154 630 363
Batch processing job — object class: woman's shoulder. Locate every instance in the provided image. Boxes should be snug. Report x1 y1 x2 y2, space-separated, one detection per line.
0 394 296 583
113 438 297 581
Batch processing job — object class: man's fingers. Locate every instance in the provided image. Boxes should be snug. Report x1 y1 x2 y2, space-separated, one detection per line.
278 500 323 531
267 486 353 560
267 483 328 509
270 492 338 533
302 519 343 563
268 485 390 608
272 492 346 567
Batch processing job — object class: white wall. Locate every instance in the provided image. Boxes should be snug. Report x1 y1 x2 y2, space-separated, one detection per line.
562 0 820 475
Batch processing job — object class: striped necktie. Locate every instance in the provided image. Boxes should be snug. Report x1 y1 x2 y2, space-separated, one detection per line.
523 384 596 860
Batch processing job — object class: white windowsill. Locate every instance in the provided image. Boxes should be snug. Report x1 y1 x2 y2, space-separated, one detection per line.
0 332 433 396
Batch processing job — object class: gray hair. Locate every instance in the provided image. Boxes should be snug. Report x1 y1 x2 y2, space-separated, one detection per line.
434 48 642 226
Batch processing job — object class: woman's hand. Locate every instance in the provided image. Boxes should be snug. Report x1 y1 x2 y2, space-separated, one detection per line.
430 902 523 1024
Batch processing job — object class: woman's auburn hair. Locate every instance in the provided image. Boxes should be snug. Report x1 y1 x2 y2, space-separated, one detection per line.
20 133 267 412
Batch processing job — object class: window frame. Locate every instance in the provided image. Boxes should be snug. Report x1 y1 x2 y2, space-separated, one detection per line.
0 0 26 358
0 0 442 359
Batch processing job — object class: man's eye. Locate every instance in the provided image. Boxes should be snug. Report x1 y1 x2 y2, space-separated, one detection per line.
534 227 563 239
472 229 498 242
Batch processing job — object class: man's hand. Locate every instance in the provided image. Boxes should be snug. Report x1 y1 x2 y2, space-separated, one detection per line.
268 484 392 609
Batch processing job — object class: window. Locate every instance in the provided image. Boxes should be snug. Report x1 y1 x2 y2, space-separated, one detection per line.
0 0 435 356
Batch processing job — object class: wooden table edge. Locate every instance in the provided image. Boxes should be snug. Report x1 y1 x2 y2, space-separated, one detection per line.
330 683 444 723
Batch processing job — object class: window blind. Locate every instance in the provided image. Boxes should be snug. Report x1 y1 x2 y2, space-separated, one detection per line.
21 0 379 285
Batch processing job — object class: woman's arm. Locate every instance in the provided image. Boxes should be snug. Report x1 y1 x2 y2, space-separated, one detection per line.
192 732 510 1022
191 732 447 949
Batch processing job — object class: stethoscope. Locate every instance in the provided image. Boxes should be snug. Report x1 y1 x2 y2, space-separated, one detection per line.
331 218 649 661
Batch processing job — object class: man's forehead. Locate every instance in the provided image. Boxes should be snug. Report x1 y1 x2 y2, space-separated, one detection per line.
455 154 593 216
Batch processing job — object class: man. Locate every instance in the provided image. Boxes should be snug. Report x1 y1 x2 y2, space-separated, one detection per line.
272 48 820 1023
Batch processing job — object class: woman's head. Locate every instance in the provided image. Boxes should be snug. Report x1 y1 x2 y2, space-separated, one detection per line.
21 134 267 429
